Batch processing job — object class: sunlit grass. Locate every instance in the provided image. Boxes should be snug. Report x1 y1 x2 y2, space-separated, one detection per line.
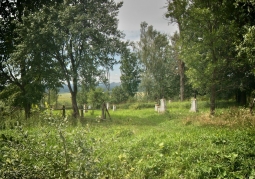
57 92 72 107
1 100 255 178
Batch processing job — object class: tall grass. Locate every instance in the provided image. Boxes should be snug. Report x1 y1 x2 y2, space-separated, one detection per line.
1 100 255 178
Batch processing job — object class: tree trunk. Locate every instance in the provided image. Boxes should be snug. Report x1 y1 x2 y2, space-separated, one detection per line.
24 103 31 119
210 61 217 115
71 92 79 118
236 90 247 106
179 60 185 101
66 79 80 118
210 83 216 115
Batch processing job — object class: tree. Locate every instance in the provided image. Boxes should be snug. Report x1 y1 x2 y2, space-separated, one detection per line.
13 0 125 118
234 0 255 104
87 87 107 110
170 32 188 100
110 86 129 104
0 0 63 118
137 22 173 99
165 0 189 101
120 43 141 97
179 0 246 114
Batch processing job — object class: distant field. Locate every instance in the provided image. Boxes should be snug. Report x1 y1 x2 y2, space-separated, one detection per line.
58 92 72 107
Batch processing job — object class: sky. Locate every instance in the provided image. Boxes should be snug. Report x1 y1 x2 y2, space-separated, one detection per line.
110 0 178 83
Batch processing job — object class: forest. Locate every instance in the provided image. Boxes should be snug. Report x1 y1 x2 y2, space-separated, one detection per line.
1 0 255 178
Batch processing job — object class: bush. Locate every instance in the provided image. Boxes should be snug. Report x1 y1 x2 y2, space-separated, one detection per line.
0 116 100 178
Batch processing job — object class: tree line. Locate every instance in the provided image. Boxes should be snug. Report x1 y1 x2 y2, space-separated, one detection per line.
1 0 255 118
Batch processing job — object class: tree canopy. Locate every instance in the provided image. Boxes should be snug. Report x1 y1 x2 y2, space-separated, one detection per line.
0 0 126 118
166 0 255 114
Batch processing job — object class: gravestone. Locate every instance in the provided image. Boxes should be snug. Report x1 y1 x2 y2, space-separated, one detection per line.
158 99 166 113
113 105 116 111
190 98 197 112
155 104 159 111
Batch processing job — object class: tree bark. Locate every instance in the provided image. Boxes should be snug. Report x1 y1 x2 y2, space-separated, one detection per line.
210 54 217 115
179 60 185 101
24 102 31 119
71 91 79 118
236 90 247 106
210 82 216 115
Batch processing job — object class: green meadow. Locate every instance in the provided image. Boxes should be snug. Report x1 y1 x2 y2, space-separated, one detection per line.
57 92 72 107
1 100 255 178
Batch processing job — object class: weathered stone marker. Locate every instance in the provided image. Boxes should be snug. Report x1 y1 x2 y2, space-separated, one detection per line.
190 98 197 112
113 105 116 111
157 99 166 113
155 104 159 112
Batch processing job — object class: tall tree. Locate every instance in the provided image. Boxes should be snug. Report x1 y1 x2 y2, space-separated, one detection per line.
138 22 172 99
15 0 125 118
165 0 189 101
120 44 141 97
180 0 244 114
0 0 62 118
234 0 255 104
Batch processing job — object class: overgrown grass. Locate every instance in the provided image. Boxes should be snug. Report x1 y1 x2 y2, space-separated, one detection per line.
1 100 255 178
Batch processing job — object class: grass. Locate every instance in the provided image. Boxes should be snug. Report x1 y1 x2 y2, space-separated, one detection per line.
1 100 255 178
57 92 72 108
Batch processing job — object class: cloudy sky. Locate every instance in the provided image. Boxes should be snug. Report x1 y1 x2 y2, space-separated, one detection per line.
110 0 178 82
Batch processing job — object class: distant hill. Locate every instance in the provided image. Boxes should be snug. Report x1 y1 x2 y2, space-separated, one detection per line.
59 82 121 93
59 84 69 93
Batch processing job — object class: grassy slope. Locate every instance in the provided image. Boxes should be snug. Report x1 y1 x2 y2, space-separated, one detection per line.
58 92 72 107
1 101 255 178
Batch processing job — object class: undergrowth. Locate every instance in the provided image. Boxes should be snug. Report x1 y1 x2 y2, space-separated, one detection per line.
0 100 255 178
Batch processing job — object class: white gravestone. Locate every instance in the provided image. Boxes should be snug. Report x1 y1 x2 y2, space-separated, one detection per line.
155 104 159 112
190 98 197 112
158 99 166 113
113 105 116 111
106 102 109 110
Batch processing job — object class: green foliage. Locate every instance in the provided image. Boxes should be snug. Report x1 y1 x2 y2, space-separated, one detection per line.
0 116 100 178
87 87 107 109
237 26 255 64
110 86 129 104
120 43 141 97
165 0 255 113
137 22 175 99
2 0 126 118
